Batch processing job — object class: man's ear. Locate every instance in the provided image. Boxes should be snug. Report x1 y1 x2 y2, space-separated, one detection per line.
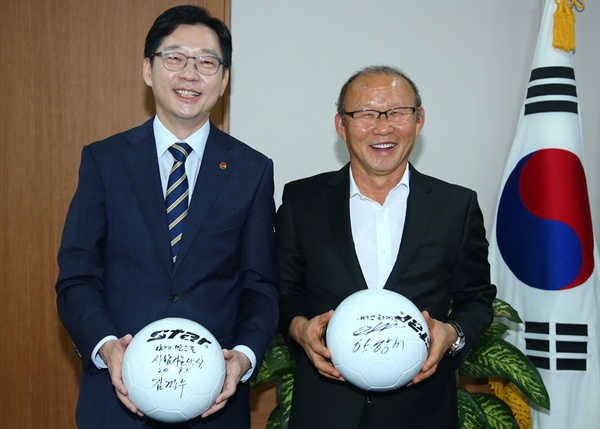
143 57 153 88
335 113 347 141
415 107 425 136
219 67 230 97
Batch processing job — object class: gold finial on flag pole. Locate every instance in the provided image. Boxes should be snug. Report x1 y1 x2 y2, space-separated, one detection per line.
553 0 585 52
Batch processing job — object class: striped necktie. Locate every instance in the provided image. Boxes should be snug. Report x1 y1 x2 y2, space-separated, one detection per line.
166 142 192 263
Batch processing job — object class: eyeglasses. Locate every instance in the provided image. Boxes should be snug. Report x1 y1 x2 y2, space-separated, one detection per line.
149 51 225 76
344 107 417 127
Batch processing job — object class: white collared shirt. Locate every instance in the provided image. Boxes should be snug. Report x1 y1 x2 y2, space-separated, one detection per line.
153 115 209 201
349 165 410 289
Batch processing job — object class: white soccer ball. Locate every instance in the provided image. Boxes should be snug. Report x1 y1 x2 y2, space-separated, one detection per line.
326 289 430 392
122 317 226 423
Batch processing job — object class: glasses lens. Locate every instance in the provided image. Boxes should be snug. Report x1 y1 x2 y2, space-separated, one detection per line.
162 52 186 71
196 56 221 75
386 108 414 123
157 52 222 75
352 111 379 126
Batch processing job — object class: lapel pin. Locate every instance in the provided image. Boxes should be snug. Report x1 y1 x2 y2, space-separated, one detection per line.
219 162 227 170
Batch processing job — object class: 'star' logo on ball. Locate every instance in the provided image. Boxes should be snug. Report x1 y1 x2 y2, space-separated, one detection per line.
146 328 214 346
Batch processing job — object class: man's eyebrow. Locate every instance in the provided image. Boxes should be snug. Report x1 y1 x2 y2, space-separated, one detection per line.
160 45 220 56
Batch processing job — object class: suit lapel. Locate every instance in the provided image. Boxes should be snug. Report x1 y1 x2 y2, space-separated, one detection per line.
325 165 368 292
122 119 173 275
174 125 233 270
384 166 433 290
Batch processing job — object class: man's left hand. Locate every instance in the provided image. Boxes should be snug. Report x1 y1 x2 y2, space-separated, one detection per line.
409 311 458 385
201 348 250 418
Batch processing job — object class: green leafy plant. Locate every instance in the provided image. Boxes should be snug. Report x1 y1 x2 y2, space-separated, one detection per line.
251 333 295 429
458 298 550 429
252 298 550 429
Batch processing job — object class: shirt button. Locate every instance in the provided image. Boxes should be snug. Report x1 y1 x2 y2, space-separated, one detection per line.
170 294 180 303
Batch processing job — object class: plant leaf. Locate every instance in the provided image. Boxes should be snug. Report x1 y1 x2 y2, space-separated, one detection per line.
265 371 294 429
493 299 523 323
252 362 275 386
266 404 283 429
264 334 295 373
460 338 550 409
472 393 520 429
475 322 510 348
276 372 294 429
458 387 492 429
252 334 295 387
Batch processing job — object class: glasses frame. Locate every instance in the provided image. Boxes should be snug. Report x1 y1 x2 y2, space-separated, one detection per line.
149 51 225 76
344 106 417 125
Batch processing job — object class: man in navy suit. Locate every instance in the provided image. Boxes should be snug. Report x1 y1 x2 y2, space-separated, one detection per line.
56 5 278 428
276 65 496 428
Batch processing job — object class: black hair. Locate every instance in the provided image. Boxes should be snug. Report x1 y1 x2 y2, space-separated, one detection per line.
144 5 232 69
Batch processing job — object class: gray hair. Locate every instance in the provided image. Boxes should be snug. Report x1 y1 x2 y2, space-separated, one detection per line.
336 65 422 122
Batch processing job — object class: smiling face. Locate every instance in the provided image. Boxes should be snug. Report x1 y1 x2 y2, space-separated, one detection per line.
335 73 425 187
143 24 229 140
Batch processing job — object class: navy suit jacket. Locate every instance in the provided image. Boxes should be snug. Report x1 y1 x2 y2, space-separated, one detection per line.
275 164 496 429
56 118 279 429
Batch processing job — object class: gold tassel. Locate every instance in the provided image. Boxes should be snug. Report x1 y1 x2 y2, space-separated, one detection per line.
552 0 585 52
553 0 575 51
489 377 533 429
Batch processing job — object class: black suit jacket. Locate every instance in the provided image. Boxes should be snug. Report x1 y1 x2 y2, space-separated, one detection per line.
275 163 496 429
56 118 279 429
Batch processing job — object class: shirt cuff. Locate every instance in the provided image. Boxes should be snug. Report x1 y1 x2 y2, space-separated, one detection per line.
233 345 256 383
92 335 118 369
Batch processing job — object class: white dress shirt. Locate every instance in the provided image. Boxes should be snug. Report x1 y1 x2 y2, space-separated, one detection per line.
153 116 207 200
349 165 410 289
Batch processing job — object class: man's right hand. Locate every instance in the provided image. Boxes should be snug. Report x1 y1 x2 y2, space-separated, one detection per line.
99 335 143 416
289 311 344 381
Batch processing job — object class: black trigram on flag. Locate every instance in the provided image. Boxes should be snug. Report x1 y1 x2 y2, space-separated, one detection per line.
525 321 588 371
524 66 578 116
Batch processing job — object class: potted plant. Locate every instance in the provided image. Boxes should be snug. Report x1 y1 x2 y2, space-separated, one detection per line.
458 299 550 428
252 298 550 429
251 332 294 429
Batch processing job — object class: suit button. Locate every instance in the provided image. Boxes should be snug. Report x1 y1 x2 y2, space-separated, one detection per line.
170 294 180 303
